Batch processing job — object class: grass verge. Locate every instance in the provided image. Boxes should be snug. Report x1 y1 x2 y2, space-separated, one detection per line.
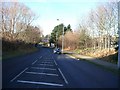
2 47 38 60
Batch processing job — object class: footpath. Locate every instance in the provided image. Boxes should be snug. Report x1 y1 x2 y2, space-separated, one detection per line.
65 51 118 70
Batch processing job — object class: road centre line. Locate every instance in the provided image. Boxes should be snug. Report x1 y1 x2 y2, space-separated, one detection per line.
38 64 53 66
10 68 28 82
32 56 42 65
31 67 56 70
26 72 59 76
54 60 57 66
39 56 42 59
41 62 53 64
17 80 63 87
44 60 52 62
58 68 68 84
32 60 38 65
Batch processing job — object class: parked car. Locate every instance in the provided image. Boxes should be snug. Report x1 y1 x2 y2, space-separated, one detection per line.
53 48 61 54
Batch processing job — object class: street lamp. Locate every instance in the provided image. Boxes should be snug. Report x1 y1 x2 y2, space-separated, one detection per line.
62 23 64 54
57 19 64 54
56 19 59 48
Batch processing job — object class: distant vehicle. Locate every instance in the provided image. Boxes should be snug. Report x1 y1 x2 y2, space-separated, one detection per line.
53 48 61 54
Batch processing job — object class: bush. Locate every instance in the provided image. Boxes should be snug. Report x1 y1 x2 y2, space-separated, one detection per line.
2 38 34 53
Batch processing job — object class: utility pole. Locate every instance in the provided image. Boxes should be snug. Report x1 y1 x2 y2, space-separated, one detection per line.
56 19 59 48
56 32 58 48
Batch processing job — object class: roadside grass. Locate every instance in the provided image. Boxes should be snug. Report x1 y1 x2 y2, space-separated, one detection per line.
66 48 118 64
67 54 120 76
2 47 38 60
99 52 118 64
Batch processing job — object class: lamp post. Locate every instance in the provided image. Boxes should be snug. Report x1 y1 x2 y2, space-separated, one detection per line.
62 23 64 54
56 19 64 53
56 19 59 48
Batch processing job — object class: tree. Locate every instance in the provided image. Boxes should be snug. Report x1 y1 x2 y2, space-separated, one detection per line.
67 24 72 31
0 2 38 41
49 24 72 47
88 9 96 50
58 31 79 50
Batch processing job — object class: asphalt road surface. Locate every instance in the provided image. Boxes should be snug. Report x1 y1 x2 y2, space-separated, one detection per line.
2 46 119 88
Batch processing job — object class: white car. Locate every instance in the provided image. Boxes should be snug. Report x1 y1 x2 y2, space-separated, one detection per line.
53 48 61 54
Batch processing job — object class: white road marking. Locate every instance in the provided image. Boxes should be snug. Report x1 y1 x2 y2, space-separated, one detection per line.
44 60 52 61
26 72 59 76
54 60 57 66
32 60 38 65
31 67 56 70
58 68 68 84
39 56 42 59
41 62 53 64
10 68 28 82
17 80 63 86
38 64 53 66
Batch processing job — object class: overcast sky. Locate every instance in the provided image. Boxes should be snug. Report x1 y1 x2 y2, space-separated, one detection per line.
18 0 110 36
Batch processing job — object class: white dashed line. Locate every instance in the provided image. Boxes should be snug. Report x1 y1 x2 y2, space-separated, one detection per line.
39 56 42 59
32 60 38 65
31 67 56 70
41 62 53 64
26 72 59 76
54 60 57 66
10 68 28 82
58 68 68 84
17 80 64 86
38 64 54 66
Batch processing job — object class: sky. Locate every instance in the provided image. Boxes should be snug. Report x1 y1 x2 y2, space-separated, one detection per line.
18 0 109 36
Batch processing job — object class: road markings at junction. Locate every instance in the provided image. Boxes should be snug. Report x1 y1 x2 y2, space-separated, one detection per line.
58 68 68 84
31 67 56 70
54 60 57 66
17 80 64 86
32 56 42 65
39 56 42 59
41 62 53 64
10 68 28 82
38 64 54 66
32 60 38 65
26 72 59 76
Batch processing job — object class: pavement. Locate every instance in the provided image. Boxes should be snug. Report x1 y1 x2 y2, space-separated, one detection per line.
68 53 118 70
2 46 119 88
64 50 118 70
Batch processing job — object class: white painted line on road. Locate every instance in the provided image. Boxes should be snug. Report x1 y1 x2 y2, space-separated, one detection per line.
10 68 28 82
58 68 68 84
31 67 56 70
38 64 54 66
54 60 57 66
44 58 52 60
44 60 52 62
32 60 38 65
17 80 63 87
41 62 53 64
26 72 58 76
39 56 42 59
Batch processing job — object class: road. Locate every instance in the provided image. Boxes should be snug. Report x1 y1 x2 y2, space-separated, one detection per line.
2 46 119 88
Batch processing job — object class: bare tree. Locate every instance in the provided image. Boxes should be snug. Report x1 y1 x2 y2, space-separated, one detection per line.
0 2 39 42
88 9 96 50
